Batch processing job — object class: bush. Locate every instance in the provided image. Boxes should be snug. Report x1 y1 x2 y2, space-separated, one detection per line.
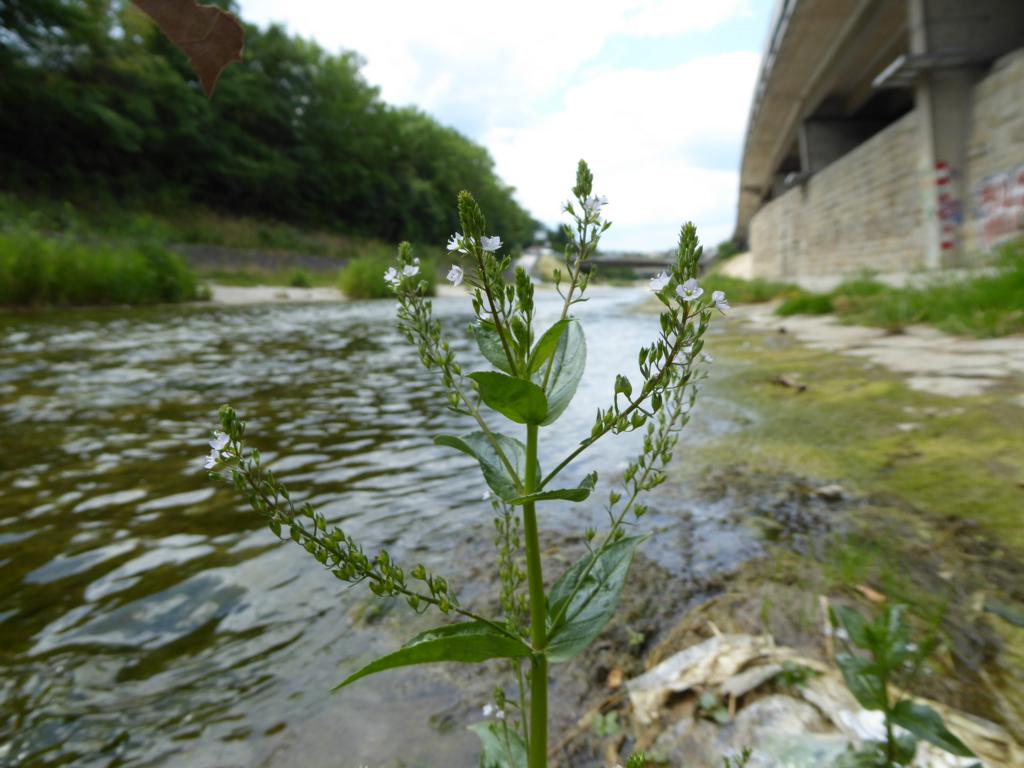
288 268 313 288
339 253 437 299
0 228 200 306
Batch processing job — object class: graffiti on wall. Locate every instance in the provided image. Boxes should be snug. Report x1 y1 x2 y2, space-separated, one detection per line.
975 163 1024 249
934 162 962 251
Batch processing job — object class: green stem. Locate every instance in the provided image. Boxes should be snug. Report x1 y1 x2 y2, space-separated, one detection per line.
522 423 547 768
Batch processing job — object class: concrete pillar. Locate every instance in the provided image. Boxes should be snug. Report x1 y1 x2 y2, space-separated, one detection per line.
908 0 1024 266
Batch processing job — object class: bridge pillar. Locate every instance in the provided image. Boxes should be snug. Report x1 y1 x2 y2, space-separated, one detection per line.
909 0 1024 266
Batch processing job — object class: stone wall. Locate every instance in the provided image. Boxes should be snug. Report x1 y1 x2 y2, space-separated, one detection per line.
963 48 1024 256
749 111 925 279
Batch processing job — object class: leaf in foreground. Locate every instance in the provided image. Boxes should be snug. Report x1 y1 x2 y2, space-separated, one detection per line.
469 722 528 768
335 621 531 689
890 700 974 757
434 432 538 501
545 535 644 662
132 0 245 97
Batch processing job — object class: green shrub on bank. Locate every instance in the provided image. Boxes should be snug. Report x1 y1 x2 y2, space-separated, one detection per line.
340 253 436 299
775 240 1024 337
0 228 200 306
700 274 798 304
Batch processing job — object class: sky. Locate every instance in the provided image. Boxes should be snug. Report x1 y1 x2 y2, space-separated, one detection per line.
238 1 774 251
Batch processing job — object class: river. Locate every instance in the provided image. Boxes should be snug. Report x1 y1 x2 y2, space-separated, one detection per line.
0 287 756 767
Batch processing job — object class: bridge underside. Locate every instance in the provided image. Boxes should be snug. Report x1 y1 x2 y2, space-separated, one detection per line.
736 0 1024 275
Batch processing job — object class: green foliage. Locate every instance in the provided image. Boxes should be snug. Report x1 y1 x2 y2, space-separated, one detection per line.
0 228 199 306
287 268 313 288
775 242 1024 337
700 274 798 304
590 711 621 738
339 253 436 299
831 604 974 765
774 660 819 688
335 621 531 690
0 2 537 249
545 536 645 662
434 433 536 502
470 722 528 768
469 372 549 425
697 691 731 725
776 291 835 315
715 240 741 262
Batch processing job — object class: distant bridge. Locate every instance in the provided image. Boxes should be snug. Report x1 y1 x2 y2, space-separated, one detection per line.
579 258 672 274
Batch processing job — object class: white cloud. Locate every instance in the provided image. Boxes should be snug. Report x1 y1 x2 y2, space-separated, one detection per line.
237 0 761 249
487 52 761 249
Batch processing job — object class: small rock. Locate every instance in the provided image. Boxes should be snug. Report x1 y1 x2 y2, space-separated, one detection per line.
814 484 844 502
896 422 919 432
606 667 624 689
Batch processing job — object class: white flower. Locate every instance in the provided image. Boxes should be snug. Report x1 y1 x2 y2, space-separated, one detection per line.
712 290 730 314
447 232 467 253
676 278 703 302
649 271 670 292
447 265 464 287
495 709 505 720
583 195 608 215
402 263 419 278
204 431 229 470
482 704 495 717
481 235 502 252
701 353 714 363
383 266 400 286
209 432 229 453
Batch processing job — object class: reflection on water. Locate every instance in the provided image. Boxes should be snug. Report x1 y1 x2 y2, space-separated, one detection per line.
0 288 752 767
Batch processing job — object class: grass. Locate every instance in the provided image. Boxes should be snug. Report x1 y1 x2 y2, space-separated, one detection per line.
776 240 1024 337
0 228 200 306
699 273 798 304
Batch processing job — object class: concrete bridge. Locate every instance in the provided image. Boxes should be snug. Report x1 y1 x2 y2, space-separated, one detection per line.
736 0 1024 281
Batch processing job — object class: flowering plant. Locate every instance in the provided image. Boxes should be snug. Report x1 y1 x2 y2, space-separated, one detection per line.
206 161 724 768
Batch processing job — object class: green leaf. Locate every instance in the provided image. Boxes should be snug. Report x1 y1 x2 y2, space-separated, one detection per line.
473 322 514 374
835 653 886 711
527 318 569 374
545 535 643 662
434 432 537 501
469 371 548 424
469 721 528 768
890 700 974 757
531 318 585 425
334 621 531 689
508 471 597 505
832 605 872 649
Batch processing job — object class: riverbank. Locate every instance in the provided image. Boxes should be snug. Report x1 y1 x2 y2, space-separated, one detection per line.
554 305 1024 763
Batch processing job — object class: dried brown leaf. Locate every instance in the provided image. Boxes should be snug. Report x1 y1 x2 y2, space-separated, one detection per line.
132 0 244 97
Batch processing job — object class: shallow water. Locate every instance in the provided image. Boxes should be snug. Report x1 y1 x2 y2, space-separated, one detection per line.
0 288 756 767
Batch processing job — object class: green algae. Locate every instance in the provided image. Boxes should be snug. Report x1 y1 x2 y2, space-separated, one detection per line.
661 317 1024 735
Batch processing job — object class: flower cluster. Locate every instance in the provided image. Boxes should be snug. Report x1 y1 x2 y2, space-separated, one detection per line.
203 431 229 470
649 274 729 314
384 257 421 289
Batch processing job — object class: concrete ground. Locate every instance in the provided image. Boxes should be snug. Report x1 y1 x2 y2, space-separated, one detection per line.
207 285 343 304
734 302 1024 400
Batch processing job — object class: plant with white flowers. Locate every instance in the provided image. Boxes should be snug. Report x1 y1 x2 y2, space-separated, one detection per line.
207 161 725 768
